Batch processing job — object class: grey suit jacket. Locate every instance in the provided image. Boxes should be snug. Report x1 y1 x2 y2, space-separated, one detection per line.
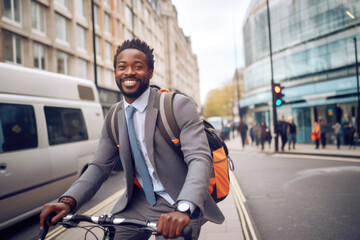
62 87 224 224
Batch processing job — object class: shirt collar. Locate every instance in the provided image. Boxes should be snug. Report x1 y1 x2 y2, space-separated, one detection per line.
123 87 150 113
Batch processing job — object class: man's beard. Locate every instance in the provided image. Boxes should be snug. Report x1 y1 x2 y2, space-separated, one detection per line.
116 78 149 99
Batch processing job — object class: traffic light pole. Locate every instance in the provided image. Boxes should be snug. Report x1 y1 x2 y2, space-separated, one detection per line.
266 0 279 152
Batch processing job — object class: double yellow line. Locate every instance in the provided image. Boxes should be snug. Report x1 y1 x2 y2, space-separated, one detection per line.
230 171 258 240
45 188 125 240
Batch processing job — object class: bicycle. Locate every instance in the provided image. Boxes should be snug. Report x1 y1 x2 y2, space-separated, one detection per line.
34 213 192 240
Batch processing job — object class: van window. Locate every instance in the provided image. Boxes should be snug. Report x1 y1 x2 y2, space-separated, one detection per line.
0 103 38 153
44 107 88 145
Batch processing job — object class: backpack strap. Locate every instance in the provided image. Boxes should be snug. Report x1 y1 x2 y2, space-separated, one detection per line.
106 101 122 147
155 91 183 157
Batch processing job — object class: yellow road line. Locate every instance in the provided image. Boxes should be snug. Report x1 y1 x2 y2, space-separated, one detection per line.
230 171 257 240
45 188 125 240
274 153 360 163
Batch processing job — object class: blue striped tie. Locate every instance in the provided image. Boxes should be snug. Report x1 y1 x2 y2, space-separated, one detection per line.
126 105 156 206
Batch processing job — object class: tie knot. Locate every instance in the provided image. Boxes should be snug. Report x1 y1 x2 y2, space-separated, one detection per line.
126 105 136 119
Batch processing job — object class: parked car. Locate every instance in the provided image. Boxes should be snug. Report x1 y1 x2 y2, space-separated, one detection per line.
0 63 104 230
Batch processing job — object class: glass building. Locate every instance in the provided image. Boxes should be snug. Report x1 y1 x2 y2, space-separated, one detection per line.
240 0 360 144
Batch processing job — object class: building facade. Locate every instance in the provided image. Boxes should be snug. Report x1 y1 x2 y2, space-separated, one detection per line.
240 0 360 144
0 0 200 112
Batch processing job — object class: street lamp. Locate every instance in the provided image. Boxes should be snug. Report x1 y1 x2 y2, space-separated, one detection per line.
266 0 279 152
346 10 360 137
354 37 360 137
91 0 98 87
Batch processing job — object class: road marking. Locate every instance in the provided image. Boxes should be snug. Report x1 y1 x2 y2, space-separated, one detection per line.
230 171 258 240
274 153 360 163
45 188 125 240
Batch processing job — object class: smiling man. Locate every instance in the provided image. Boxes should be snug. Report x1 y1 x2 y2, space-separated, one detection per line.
40 39 224 240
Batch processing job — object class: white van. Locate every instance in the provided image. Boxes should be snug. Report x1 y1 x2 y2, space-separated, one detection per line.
0 63 104 230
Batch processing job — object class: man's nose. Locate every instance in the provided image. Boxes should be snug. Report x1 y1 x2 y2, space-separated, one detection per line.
125 67 135 75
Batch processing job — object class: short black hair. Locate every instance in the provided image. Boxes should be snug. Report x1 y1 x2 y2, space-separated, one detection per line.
113 39 155 71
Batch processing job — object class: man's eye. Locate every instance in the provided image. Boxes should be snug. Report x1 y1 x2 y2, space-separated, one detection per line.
118 65 126 70
135 66 142 70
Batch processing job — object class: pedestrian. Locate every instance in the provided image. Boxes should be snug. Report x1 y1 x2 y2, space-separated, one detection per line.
278 115 289 152
224 122 231 140
348 122 357 149
311 120 321 149
39 39 224 239
287 116 297 150
344 122 350 145
266 128 272 149
319 117 326 148
259 120 267 150
332 122 342 149
249 123 255 145
253 122 260 147
237 118 248 148
231 121 236 139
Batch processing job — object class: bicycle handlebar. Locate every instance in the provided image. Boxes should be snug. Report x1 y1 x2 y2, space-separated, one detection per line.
35 213 192 240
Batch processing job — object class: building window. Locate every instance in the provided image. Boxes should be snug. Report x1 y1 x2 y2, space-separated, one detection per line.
54 0 67 8
33 42 46 70
75 0 84 18
77 58 87 78
55 13 68 43
57 51 69 74
95 35 101 57
96 66 102 83
94 4 99 27
105 69 114 88
137 0 143 13
104 12 111 34
125 28 133 40
105 41 112 62
0 103 38 153
125 6 132 26
3 0 21 23
4 31 22 64
31 1 45 33
103 0 110 8
76 24 86 50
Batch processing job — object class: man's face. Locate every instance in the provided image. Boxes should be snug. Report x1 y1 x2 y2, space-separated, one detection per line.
114 48 153 104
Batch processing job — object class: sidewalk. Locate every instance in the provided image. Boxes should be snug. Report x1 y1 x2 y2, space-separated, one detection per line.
225 135 360 158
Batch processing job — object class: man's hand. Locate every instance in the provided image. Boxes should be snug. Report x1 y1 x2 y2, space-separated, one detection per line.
39 202 71 230
157 211 190 239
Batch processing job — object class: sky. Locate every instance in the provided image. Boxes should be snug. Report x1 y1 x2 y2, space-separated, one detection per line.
171 0 252 104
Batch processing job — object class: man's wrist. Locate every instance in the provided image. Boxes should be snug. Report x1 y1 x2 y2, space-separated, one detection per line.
176 201 194 217
59 196 76 212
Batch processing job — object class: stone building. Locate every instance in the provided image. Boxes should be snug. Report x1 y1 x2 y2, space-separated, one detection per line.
0 0 200 111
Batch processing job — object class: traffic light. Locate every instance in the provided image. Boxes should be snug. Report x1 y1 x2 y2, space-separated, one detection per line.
273 83 285 106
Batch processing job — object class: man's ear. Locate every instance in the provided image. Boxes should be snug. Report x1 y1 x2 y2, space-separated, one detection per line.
148 68 154 79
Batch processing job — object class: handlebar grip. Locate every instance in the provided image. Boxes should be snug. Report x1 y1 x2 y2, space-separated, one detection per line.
36 213 55 240
36 213 56 240
182 225 192 240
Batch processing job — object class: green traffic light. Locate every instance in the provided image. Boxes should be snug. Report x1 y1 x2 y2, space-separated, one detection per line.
275 99 282 106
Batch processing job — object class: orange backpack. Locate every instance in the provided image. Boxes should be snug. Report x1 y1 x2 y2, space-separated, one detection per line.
154 89 234 203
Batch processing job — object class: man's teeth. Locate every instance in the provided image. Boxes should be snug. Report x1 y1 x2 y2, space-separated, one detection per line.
124 80 136 83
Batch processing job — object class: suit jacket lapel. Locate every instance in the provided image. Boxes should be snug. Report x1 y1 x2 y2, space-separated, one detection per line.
117 104 133 178
145 88 158 167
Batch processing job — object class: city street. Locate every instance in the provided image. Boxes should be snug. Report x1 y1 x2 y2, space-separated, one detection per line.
228 137 360 240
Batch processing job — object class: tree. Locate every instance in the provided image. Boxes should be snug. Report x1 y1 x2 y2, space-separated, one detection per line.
203 81 237 119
